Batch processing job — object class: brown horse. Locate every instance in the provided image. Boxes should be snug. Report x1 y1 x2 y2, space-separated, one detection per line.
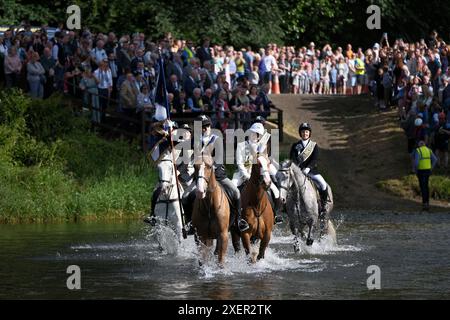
240 155 274 262
192 155 230 266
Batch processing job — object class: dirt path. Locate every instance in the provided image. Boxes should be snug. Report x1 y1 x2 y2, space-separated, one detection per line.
270 94 449 212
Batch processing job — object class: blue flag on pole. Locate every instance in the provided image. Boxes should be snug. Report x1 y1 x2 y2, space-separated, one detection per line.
154 55 170 120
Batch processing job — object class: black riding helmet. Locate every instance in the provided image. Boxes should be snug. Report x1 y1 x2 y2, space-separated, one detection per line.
196 114 212 127
298 122 312 134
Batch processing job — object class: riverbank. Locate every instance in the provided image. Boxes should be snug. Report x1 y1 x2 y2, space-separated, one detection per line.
271 94 450 212
0 89 156 223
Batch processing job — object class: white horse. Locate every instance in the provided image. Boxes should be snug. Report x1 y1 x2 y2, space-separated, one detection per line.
276 160 336 250
153 150 185 241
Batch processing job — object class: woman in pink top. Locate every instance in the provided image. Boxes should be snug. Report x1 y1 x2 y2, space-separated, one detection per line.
4 46 22 88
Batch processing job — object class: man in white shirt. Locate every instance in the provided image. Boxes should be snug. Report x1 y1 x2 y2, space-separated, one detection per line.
90 40 108 69
263 48 278 93
94 60 113 121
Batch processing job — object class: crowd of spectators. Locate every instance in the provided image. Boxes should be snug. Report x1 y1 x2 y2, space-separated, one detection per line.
1 25 449 166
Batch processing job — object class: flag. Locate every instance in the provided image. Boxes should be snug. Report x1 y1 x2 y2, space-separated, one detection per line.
154 55 170 120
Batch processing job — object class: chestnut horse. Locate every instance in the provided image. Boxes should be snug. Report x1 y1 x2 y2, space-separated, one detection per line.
192 155 230 266
240 155 274 261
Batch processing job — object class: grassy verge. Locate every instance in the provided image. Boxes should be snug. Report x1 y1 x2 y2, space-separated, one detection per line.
377 173 450 202
0 89 157 223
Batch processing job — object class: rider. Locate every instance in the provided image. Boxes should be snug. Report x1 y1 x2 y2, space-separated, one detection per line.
232 121 283 224
196 115 250 232
144 105 177 225
177 123 197 234
289 122 329 218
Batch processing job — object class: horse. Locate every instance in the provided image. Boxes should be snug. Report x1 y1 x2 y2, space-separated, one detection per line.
276 160 336 250
240 155 274 262
153 150 185 241
192 155 231 266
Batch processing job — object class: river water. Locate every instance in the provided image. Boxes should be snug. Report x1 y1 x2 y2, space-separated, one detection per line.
1 211 449 299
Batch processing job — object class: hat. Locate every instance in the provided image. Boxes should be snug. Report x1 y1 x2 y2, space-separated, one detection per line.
196 114 211 127
254 116 266 124
299 122 312 132
373 43 380 49
181 123 192 132
249 123 265 136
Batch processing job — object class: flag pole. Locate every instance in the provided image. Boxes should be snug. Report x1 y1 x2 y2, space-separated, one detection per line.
158 49 188 239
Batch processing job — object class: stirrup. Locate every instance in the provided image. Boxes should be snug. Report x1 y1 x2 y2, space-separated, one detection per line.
238 219 250 232
274 215 283 225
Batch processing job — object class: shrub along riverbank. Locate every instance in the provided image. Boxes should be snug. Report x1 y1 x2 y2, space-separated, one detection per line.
0 89 156 223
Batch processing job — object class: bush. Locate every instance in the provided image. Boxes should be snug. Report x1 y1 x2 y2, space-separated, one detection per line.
0 90 157 223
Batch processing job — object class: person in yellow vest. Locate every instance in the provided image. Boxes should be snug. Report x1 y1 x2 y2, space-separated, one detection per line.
181 40 195 67
354 52 365 95
412 140 438 211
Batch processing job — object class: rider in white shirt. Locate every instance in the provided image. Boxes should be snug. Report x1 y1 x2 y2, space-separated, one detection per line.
232 121 283 224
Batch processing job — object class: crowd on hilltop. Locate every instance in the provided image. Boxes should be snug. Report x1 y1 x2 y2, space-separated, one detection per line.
1 25 449 166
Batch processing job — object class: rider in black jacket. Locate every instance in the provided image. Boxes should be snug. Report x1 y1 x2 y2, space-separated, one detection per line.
289 122 329 217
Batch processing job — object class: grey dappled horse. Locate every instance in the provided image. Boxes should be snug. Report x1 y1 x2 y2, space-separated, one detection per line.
276 160 336 250
153 150 184 241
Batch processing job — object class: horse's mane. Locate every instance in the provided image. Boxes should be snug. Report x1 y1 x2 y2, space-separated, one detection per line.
282 160 306 196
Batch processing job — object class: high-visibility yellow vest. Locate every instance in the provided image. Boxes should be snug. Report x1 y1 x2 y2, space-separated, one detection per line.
417 146 432 170
355 58 365 75
184 47 194 62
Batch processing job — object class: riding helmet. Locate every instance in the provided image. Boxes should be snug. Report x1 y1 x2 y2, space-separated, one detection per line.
299 122 312 133
196 114 212 127
254 115 266 124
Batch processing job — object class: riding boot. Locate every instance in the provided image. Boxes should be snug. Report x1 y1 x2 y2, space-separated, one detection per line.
144 187 162 225
235 197 249 232
319 188 328 220
273 198 283 225
182 190 196 235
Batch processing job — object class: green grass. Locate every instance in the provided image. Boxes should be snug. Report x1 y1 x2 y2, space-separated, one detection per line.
0 89 158 223
377 173 450 202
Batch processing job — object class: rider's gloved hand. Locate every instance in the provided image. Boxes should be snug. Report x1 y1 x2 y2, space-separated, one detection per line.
302 168 311 175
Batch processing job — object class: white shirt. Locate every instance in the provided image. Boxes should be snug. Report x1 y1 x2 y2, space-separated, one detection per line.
263 55 277 72
301 139 310 148
94 68 112 89
90 47 107 65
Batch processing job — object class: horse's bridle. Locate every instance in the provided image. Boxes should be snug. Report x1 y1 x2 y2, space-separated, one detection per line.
278 168 291 192
197 164 217 192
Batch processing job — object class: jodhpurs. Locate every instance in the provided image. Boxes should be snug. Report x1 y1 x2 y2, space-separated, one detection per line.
308 173 328 191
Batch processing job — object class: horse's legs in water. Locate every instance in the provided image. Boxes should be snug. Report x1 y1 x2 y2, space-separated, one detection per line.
241 231 251 256
217 230 229 266
306 219 314 246
257 230 271 260
293 228 301 253
197 236 214 266
231 227 241 253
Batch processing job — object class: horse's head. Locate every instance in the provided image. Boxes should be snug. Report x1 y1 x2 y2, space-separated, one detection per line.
194 155 214 200
256 155 272 190
277 160 293 204
158 159 175 198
